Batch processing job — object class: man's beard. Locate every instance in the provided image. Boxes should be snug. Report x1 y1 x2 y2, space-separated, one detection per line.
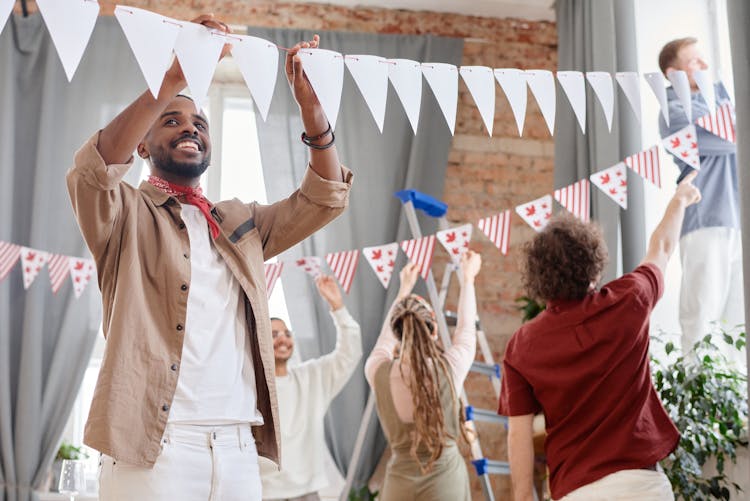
150 145 211 179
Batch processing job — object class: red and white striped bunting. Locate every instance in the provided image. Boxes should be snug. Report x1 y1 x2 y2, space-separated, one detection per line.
0 241 21 283
264 262 283 298
47 254 71 294
20 247 50 290
696 102 735 144
69 258 96 298
477 210 511 255
624 145 661 188
400 235 436 280
554 179 590 223
325 250 360 294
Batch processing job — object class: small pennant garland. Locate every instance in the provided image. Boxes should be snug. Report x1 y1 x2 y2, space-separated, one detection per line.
624 145 662 188
477 211 511 255
20 247 50 290
264 262 284 298
591 162 628 209
554 179 590 223
325 250 360 294
0 241 21 284
47 254 71 294
69 258 96 298
515 194 553 232
663 124 700 170
363 243 398 289
436 224 472 265
696 102 736 144
400 235 436 280
294 256 324 278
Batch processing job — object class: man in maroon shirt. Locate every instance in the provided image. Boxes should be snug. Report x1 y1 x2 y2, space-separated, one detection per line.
499 172 701 500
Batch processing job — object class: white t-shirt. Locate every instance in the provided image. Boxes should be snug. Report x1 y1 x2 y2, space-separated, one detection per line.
167 204 263 425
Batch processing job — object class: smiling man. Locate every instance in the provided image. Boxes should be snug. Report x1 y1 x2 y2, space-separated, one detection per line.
66 15 352 501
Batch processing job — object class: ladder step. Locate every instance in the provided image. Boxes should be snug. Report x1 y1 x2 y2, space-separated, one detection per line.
470 361 500 379
394 189 448 217
466 405 508 425
444 310 482 329
472 458 511 476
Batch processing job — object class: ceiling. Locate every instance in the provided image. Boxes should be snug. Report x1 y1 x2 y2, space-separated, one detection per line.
293 0 556 21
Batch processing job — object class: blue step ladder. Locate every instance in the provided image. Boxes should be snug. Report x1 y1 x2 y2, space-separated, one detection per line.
342 190 530 501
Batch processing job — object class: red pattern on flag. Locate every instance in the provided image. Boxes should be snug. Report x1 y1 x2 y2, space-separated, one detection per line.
590 162 628 210
624 145 662 188
553 179 590 223
477 211 511 255
400 235 436 280
0 241 21 284
47 254 71 294
264 262 284 299
662 124 700 170
294 256 324 278
325 250 360 294
696 102 735 144
436 224 473 265
515 195 553 232
20 247 50 290
69 258 96 298
363 243 398 289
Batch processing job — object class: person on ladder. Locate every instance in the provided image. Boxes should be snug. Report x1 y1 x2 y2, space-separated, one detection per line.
365 250 482 501
499 173 702 500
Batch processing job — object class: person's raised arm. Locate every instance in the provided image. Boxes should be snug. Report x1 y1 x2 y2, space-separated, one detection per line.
445 251 481 386
641 171 702 273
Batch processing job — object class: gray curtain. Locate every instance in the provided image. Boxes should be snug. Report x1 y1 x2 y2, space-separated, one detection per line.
247 26 463 487
0 14 144 501
554 0 644 279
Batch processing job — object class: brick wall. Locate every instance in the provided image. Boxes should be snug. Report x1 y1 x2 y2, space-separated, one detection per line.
31 1 557 497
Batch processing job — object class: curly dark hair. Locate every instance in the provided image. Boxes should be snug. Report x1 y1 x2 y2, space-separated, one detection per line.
521 214 608 302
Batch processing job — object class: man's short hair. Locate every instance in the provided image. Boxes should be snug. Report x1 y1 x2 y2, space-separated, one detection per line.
521 214 608 302
658 37 698 75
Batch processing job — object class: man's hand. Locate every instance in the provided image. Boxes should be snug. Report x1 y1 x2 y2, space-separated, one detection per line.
459 250 482 284
315 275 344 311
164 14 233 89
674 170 702 207
285 35 323 113
397 262 420 299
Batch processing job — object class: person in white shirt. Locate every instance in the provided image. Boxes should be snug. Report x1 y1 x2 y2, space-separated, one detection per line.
262 275 363 501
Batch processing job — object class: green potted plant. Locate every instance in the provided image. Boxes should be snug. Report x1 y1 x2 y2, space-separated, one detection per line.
652 330 748 500
47 441 88 492
348 484 378 501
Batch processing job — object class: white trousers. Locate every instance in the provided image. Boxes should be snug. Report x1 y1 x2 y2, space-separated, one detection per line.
680 226 746 368
99 423 262 501
557 469 674 500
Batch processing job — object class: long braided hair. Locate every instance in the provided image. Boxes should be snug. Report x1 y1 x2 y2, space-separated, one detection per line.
390 294 465 473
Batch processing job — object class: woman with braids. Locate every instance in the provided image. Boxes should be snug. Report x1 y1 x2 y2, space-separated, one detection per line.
365 250 482 501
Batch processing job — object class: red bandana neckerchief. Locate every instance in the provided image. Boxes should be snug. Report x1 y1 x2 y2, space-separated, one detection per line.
147 175 221 239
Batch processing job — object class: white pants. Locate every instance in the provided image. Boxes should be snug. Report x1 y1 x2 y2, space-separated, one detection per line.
99 423 262 501
680 227 746 368
557 469 673 500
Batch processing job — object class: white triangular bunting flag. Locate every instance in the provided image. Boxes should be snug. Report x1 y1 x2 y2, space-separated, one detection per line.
663 124 700 170
400 236 436 280
0 0 13 36
477 211 511 255
363 243 398 289
345 55 389 133
696 102 735 144
645 72 670 126
388 59 422 135
668 70 693 122
20 247 50 290
294 256 324 278
515 194 553 232
436 224 473 265
115 6 181 99
264 262 283 298
47 254 71 294
693 70 716 113
326 250 360 294
230 35 279 122
494 68 528 136
297 49 344 130
624 146 662 188
591 163 628 210
554 179 590 223
0 241 21 283
586 72 615 132
616 72 642 124
460 66 495 136
36 0 100 81
557 71 586 133
525 70 556 135
173 21 226 112
421 63 459 135
69 258 96 298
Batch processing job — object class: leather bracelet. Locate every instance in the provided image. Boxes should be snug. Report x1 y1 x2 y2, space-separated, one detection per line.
301 122 332 142
302 130 336 150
